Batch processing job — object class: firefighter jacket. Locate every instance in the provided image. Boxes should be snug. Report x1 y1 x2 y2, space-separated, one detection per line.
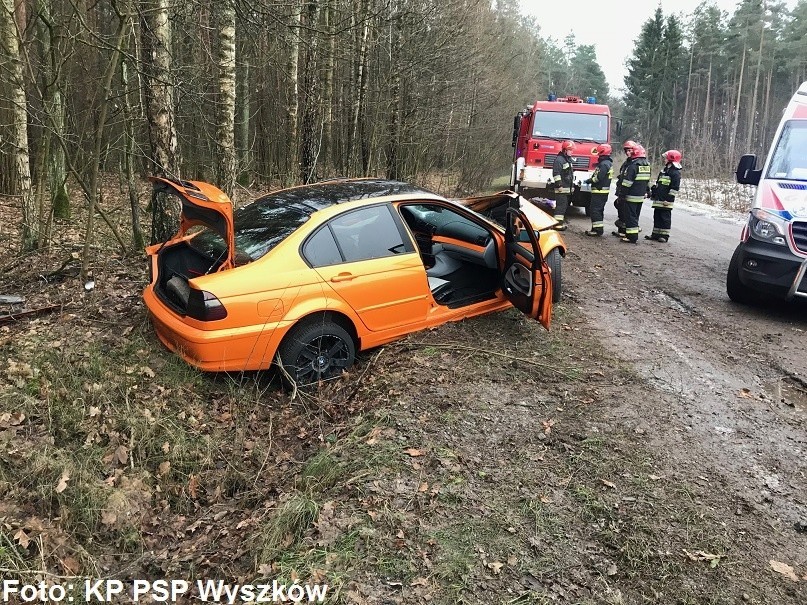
552 152 574 194
619 158 651 203
586 155 613 194
651 164 681 209
615 157 634 199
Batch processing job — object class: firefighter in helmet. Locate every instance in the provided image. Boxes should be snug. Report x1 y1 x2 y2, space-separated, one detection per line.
646 149 682 243
550 140 575 231
617 144 651 243
583 143 613 236
613 140 637 237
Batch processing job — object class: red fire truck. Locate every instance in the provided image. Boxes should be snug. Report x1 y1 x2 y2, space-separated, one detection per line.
511 95 615 215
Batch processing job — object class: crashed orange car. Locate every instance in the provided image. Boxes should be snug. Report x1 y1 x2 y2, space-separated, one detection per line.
143 178 565 384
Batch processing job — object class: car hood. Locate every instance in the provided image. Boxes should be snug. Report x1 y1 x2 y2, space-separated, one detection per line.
457 190 559 230
757 179 807 220
149 177 236 266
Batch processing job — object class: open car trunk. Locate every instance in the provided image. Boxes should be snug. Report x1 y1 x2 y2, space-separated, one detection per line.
147 178 235 315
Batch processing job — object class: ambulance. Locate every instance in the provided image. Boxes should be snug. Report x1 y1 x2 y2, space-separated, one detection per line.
729 81 807 303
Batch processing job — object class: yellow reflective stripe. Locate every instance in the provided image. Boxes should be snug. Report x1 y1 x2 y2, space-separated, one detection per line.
562 163 570 169
555 215 565 221
652 201 674 208
592 222 604 228
669 189 679 195
625 227 639 234
622 180 634 187
555 187 571 193
635 175 651 181
625 195 645 202
592 188 610 193
553 175 562 182
659 177 671 184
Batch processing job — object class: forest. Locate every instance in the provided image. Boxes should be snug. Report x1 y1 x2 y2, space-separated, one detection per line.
1 0 807 256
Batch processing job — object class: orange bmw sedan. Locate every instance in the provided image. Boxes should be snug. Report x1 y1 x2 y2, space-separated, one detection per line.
143 178 565 384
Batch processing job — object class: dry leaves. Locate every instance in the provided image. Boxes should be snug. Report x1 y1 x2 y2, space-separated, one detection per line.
403 448 425 457
770 560 799 582
55 470 70 494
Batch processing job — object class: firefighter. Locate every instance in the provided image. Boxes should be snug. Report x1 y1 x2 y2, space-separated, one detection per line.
583 143 613 236
612 140 637 237
646 149 682 243
618 144 651 243
550 140 575 231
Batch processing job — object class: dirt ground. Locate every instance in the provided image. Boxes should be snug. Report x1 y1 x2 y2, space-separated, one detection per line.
1 189 806 604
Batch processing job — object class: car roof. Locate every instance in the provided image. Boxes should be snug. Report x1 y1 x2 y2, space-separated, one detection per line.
250 179 437 215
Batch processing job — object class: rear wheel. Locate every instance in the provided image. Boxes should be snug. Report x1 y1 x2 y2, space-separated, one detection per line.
726 245 758 305
546 248 562 303
277 318 356 386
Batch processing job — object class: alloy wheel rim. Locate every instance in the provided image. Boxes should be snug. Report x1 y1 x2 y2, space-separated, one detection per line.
294 334 351 383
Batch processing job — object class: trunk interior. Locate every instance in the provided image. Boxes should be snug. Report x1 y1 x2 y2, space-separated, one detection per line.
155 242 224 313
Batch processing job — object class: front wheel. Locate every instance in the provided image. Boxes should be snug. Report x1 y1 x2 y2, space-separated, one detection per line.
726 245 758 305
277 318 356 386
546 248 562 303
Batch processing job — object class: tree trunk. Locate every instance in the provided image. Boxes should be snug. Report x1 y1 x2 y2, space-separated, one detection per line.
386 4 401 181
141 0 180 244
287 0 302 183
729 37 747 159
214 0 237 198
122 54 144 250
141 0 179 178
745 14 765 154
2 0 35 251
300 0 321 183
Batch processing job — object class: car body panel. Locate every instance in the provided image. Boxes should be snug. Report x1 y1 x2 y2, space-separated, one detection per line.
143 179 557 373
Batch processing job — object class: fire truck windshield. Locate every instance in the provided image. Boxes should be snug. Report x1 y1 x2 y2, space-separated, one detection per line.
532 111 608 143
766 120 807 182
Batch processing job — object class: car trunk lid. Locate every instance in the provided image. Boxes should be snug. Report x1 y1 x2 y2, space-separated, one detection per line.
149 177 236 269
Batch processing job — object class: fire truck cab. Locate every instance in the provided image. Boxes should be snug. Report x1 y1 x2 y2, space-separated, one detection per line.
511 95 613 215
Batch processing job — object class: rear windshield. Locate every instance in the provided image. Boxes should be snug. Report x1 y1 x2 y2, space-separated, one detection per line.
767 120 807 182
190 202 310 262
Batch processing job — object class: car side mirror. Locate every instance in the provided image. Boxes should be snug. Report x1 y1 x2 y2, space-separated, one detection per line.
736 154 761 185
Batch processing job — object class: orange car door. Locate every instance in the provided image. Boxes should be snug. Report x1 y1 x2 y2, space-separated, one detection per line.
311 205 431 332
500 208 553 329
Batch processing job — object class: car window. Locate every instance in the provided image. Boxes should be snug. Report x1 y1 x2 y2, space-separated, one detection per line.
303 226 342 267
401 204 491 245
331 206 407 262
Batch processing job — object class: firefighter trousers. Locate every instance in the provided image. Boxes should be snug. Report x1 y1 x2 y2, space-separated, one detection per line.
554 193 570 223
624 201 643 242
589 193 608 234
615 197 628 232
652 207 672 239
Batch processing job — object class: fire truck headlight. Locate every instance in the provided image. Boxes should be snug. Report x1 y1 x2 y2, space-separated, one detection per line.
749 209 787 245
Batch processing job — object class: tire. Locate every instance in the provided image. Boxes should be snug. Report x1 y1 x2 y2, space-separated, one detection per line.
726 245 758 305
546 248 562 303
277 317 356 386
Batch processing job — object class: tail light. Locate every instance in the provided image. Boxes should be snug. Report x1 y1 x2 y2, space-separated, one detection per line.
186 289 228 321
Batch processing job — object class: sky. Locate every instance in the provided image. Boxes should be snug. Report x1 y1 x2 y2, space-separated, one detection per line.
518 0 799 95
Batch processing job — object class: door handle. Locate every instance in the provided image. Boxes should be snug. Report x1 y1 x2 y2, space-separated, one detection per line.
330 272 355 283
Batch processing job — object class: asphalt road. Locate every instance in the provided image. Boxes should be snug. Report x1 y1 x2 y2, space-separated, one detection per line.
559 197 807 582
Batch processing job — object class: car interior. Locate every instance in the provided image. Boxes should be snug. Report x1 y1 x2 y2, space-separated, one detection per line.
398 203 500 308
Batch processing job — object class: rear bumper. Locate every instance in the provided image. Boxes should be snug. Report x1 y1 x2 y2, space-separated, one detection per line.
143 285 288 371
735 240 807 300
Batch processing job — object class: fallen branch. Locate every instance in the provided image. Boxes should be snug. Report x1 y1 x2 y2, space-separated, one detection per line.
0 304 61 325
